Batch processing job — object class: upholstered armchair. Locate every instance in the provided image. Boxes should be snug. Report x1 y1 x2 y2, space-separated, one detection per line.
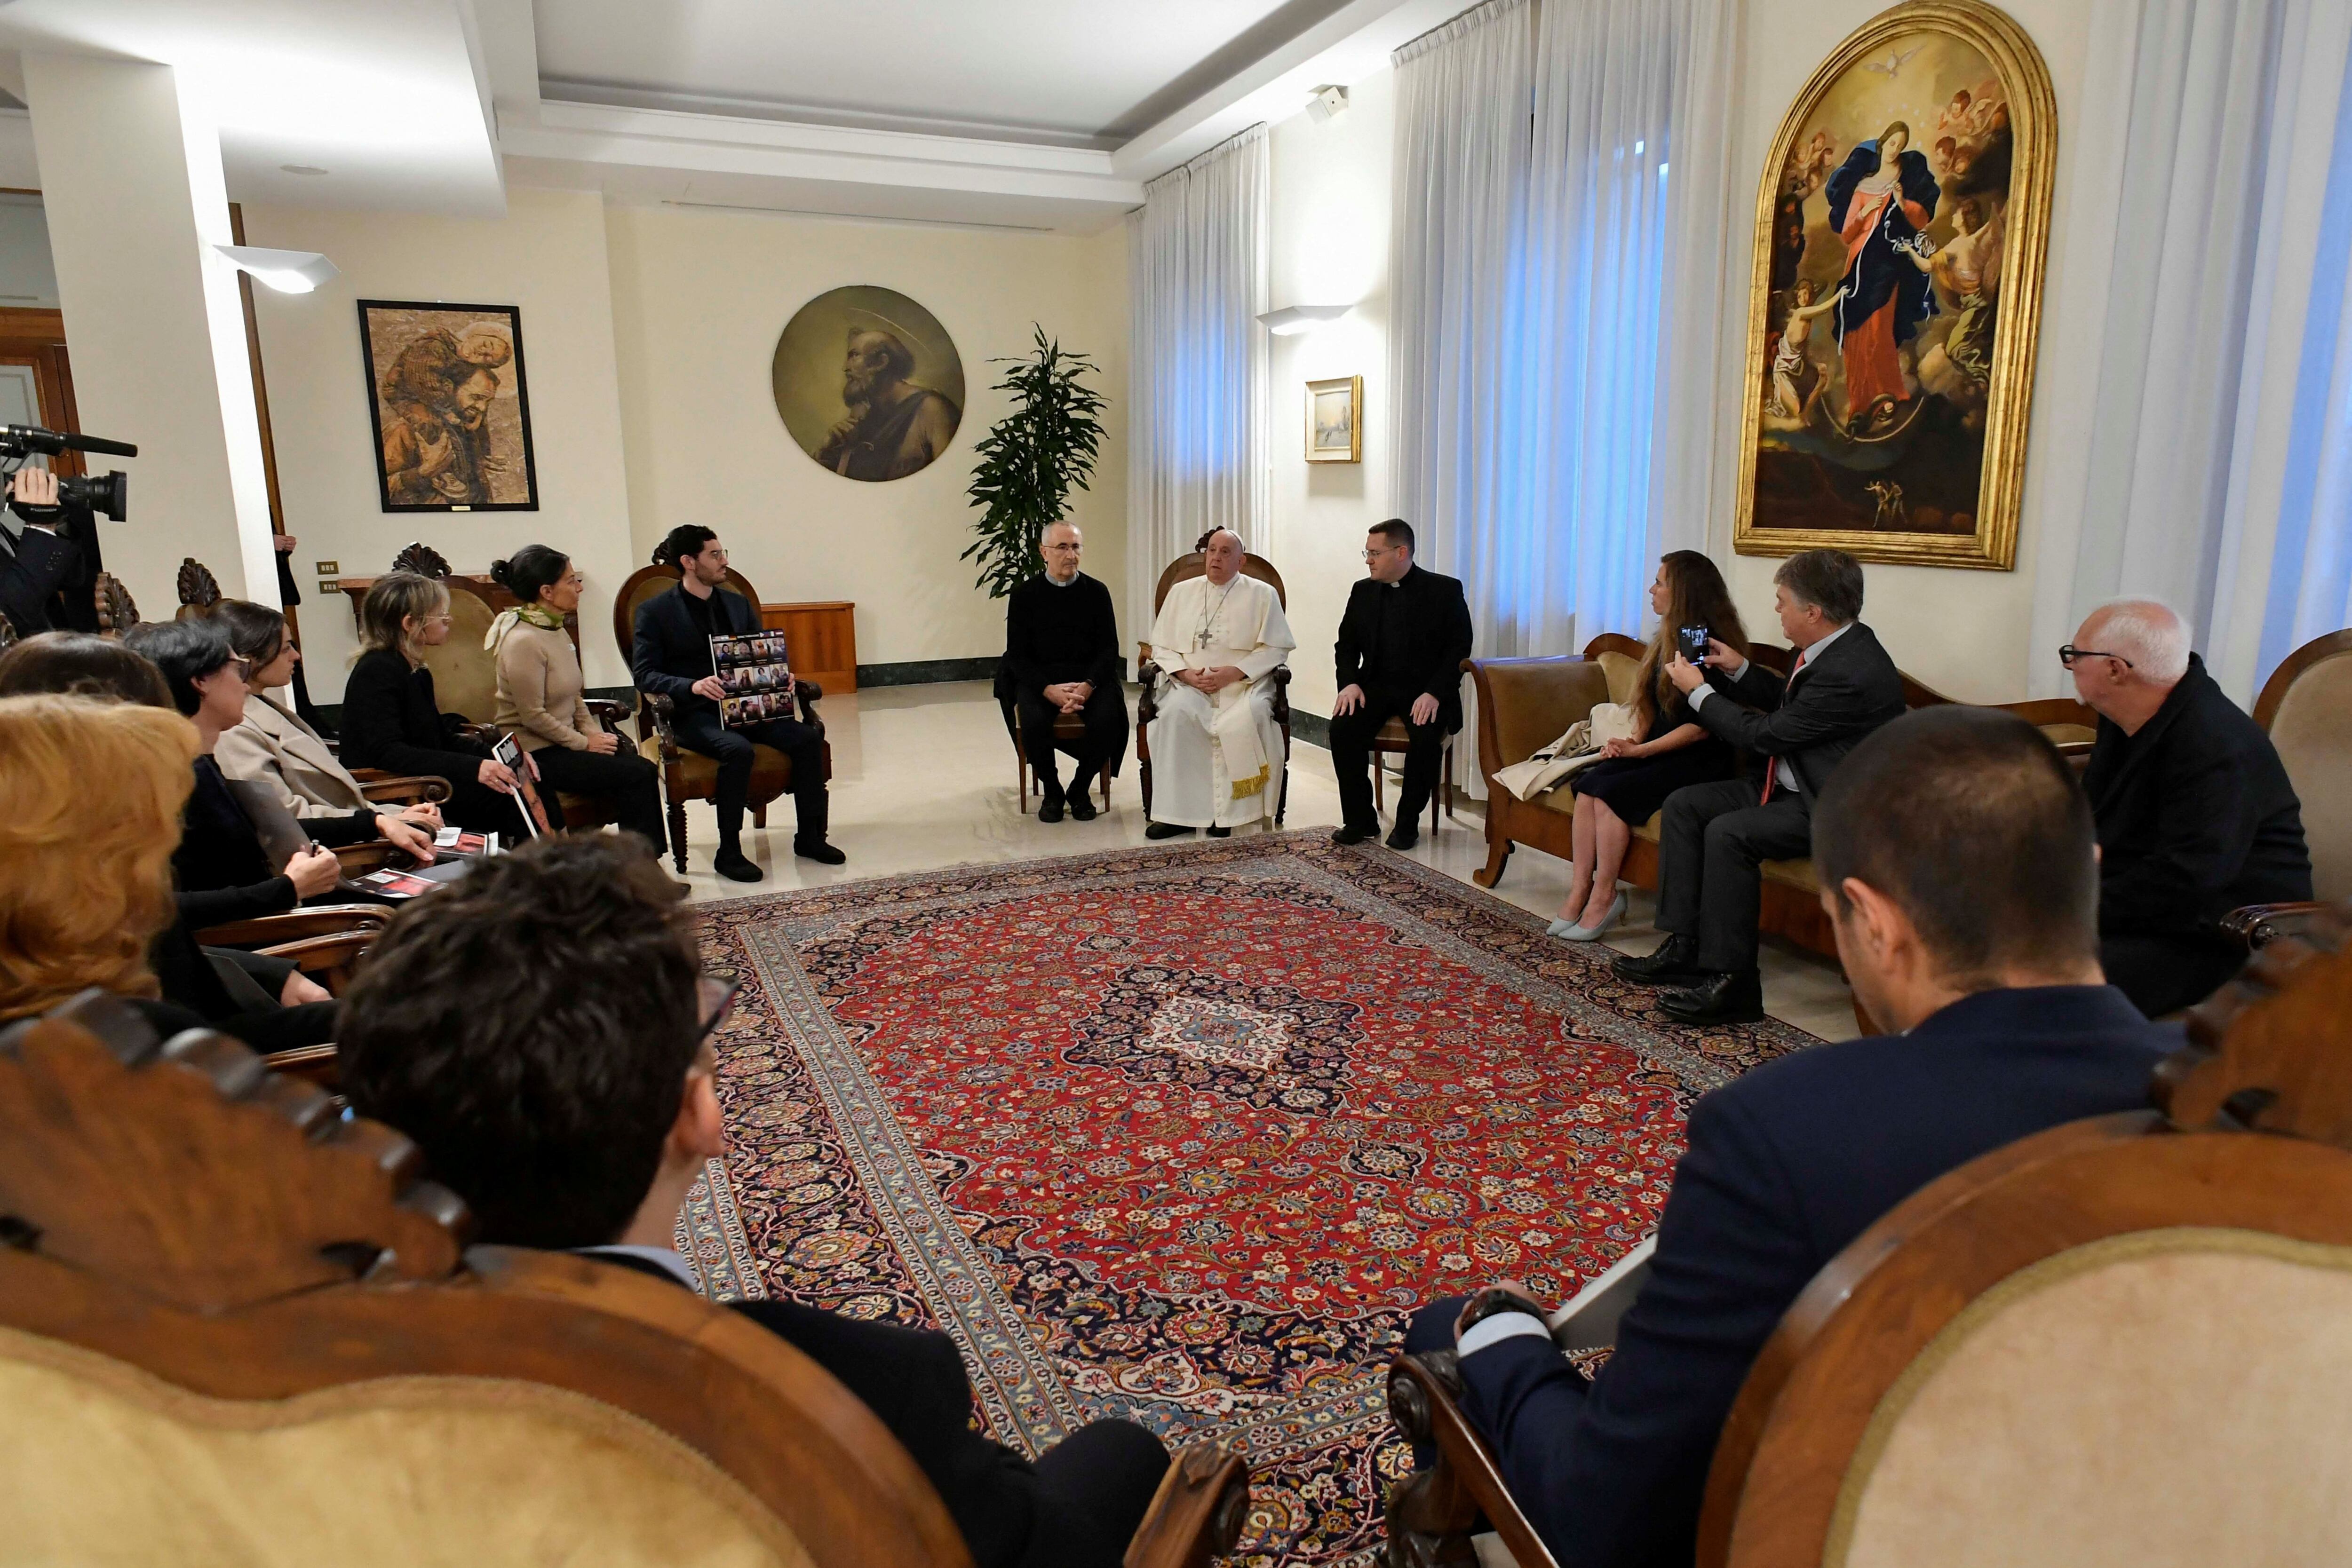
2226 628 2352 950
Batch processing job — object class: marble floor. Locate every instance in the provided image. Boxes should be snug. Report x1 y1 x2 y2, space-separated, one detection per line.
670 680 1861 1043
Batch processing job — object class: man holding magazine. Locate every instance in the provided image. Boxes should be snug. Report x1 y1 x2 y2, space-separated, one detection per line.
631 525 840 880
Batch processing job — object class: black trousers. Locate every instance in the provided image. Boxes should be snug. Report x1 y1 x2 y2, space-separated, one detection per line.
1656 777 1812 974
438 766 534 838
1033 1418 1173 1568
2101 932 2246 1018
1014 681 1128 797
527 743 666 855
675 708 828 846
1329 685 1446 831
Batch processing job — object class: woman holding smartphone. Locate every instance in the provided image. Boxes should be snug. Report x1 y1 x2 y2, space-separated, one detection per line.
1549 552 1748 941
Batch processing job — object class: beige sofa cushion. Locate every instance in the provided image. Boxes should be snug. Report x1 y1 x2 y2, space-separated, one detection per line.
0 1325 809 1568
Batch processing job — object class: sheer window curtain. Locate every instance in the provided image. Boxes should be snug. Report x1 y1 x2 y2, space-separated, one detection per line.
1127 127 1270 640
1389 0 1735 794
2027 0 2352 700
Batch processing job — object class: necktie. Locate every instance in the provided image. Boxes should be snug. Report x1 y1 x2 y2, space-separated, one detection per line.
1758 648 1809 806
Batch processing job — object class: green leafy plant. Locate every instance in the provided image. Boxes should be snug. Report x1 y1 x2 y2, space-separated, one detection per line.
962 325 1107 599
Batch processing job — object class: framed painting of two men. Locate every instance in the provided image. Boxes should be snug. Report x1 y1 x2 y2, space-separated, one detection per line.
1735 0 2055 571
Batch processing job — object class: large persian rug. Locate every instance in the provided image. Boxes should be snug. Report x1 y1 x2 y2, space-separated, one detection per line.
677 832 1819 1566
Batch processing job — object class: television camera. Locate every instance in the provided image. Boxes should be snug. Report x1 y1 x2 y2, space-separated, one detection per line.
0 422 135 522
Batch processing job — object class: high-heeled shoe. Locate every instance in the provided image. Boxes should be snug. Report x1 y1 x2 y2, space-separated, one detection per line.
1552 888 1628 943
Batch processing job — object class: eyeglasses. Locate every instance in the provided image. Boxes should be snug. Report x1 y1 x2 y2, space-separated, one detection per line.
2058 645 2133 670
693 972 743 1045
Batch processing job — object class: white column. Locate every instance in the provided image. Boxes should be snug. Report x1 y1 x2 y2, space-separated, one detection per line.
21 51 278 610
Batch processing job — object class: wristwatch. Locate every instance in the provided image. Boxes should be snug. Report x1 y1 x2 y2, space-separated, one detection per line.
1456 1285 1547 1337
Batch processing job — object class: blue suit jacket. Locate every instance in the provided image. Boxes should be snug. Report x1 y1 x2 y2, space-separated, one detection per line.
630 582 768 725
1459 984 2174 1568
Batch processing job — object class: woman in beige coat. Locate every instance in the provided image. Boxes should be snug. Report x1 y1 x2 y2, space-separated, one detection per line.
212 599 444 833
488 546 665 854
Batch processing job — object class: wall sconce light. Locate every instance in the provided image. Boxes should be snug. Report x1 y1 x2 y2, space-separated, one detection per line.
1257 304 1351 336
213 245 340 294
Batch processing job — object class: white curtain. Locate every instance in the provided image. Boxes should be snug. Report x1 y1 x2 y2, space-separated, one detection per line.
1127 126 1270 640
2027 0 2352 700
1389 0 1735 792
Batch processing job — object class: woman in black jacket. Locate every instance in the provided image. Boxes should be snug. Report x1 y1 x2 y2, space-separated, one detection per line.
338 571 525 834
124 620 436 927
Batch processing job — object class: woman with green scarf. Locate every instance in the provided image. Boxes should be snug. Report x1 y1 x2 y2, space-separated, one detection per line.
489 546 666 855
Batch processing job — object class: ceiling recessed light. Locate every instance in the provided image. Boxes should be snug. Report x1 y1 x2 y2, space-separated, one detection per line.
279 164 329 176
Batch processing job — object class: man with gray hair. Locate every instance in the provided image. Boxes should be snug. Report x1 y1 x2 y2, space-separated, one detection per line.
2066 598 2309 1015
1000 520 1127 822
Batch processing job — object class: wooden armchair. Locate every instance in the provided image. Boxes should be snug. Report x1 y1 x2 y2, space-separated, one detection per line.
1136 549 1292 824
2226 627 2352 950
614 562 829 872
174 556 222 620
994 670 1116 814
1383 902 2352 1568
0 991 1250 1568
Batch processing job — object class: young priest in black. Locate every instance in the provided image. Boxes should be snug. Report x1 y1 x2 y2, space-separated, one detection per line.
339 835 1171 1568
999 521 1127 821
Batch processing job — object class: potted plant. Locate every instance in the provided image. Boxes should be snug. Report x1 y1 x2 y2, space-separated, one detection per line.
962 325 1107 597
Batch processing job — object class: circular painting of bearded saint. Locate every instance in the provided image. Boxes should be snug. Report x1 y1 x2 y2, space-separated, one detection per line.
771 285 965 483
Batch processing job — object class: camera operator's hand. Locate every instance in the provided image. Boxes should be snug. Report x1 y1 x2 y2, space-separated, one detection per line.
583 730 620 756
692 675 728 703
286 844 342 901
478 758 520 795
9 466 60 520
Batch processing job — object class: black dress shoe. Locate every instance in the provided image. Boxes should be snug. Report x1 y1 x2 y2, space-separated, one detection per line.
1657 970 1765 1024
713 847 764 883
1038 797 1065 824
1385 825 1419 852
1330 824 1378 846
1206 825 1232 838
793 838 847 865
1610 933 1705 987
1144 821 1196 840
1067 793 1098 821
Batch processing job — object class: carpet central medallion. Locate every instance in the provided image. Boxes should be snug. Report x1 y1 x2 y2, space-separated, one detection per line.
1078 965 1359 1109
685 834 1819 1567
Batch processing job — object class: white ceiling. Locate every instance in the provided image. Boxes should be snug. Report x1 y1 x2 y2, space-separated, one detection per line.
532 0 1346 149
0 0 1464 231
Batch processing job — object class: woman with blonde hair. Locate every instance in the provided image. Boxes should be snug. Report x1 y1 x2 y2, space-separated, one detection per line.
488 545 664 852
339 570 522 833
0 694 203 1027
1550 552 1748 940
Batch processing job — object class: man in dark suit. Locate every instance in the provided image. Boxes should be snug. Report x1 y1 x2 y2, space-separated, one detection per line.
339 835 1172 1568
2066 598 2311 1016
1613 548 1907 1023
631 524 839 881
1000 520 1127 823
1403 706 2176 1568
1329 518 1474 851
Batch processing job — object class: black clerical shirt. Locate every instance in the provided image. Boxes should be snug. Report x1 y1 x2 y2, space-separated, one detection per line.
1004 571 1121 693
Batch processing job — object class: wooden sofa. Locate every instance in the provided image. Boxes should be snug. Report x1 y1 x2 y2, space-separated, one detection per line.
1465 635 2098 962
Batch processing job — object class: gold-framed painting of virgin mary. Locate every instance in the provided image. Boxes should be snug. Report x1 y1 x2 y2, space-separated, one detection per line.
1732 0 2054 571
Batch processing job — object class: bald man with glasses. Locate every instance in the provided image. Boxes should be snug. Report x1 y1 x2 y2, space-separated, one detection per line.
1001 521 1128 821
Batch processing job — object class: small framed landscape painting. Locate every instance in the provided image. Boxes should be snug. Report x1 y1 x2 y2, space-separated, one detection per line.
358 300 539 512
1306 376 1362 464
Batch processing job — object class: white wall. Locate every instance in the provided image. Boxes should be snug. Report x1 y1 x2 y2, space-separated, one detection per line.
603 204 1131 670
0 195 60 308
1265 64 1397 718
1711 0 2104 701
244 187 639 697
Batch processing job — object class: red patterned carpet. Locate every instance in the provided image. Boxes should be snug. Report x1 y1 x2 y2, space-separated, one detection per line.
677 832 1819 1566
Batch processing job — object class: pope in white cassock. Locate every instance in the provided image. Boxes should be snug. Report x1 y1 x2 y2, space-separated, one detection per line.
1144 529 1297 838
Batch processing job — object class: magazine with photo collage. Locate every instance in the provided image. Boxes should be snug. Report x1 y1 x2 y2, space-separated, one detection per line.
354 829 501 901
711 632 795 729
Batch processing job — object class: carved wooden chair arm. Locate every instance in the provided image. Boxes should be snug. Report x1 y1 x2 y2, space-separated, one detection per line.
254 931 379 997
2223 901 2334 950
358 774 453 806
639 691 684 761
1385 1350 1559 1568
452 720 502 749
194 904 391 949
794 679 825 733
1269 664 1293 727
1122 1440 1250 1568
329 839 408 878
582 697 633 731
257 1041 340 1089
1136 659 1165 726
